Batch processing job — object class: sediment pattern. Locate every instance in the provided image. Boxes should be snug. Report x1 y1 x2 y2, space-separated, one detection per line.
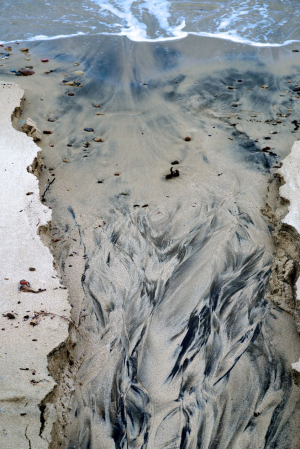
2 35 300 448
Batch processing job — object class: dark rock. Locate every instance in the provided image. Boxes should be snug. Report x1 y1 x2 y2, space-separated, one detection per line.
18 69 35 76
3 313 15 319
43 130 53 135
84 128 94 132
184 136 191 141
171 160 179 165
67 92 74 96
293 87 300 92
41 58 49 62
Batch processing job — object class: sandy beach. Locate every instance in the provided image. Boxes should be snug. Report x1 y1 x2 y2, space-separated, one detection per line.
1 33 300 448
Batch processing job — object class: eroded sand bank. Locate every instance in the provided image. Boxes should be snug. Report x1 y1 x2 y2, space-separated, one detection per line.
0 82 70 448
2 35 300 448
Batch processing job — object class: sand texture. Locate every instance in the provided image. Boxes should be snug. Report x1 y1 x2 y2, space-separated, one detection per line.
1 35 300 448
0 82 70 448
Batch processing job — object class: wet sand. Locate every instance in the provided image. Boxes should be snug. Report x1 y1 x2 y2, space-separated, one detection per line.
2 34 300 448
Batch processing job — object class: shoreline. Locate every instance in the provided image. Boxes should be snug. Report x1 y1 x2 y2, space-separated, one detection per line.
1 33 300 447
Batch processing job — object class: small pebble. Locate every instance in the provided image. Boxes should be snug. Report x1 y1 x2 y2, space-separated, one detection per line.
43 130 53 134
67 92 74 96
94 137 104 142
18 69 35 76
84 127 94 132
41 58 49 62
184 136 191 141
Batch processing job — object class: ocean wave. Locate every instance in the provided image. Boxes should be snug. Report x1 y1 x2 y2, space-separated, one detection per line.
1 0 300 47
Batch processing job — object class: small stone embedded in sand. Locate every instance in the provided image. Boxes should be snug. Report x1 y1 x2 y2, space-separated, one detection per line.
74 70 84 76
184 136 191 141
3 313 16 319
20 48 29 52
63 80 80 86
84 127 94 132
63 159 69 163
41 58 49 62
293 87 300 92
292 49 300 52
5 47 12 52
47 116 57 122
94 105 100 108
29 267 36 271
227 86 236 90
94 137 104 142
171 160 179 165
18 69 35 76
261 85 269 89
22 118 42 141
43 130 53 135
73 62 80 66
26 192 33 195
67 92 75 96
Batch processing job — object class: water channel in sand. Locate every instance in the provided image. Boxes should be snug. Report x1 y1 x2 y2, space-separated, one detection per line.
2 34 300 448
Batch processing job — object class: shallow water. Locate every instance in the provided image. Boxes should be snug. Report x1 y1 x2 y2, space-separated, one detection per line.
2 35 300 448
1 0 300 45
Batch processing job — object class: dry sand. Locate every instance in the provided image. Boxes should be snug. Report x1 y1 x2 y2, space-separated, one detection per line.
1 35 300 448
0 82 70 448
